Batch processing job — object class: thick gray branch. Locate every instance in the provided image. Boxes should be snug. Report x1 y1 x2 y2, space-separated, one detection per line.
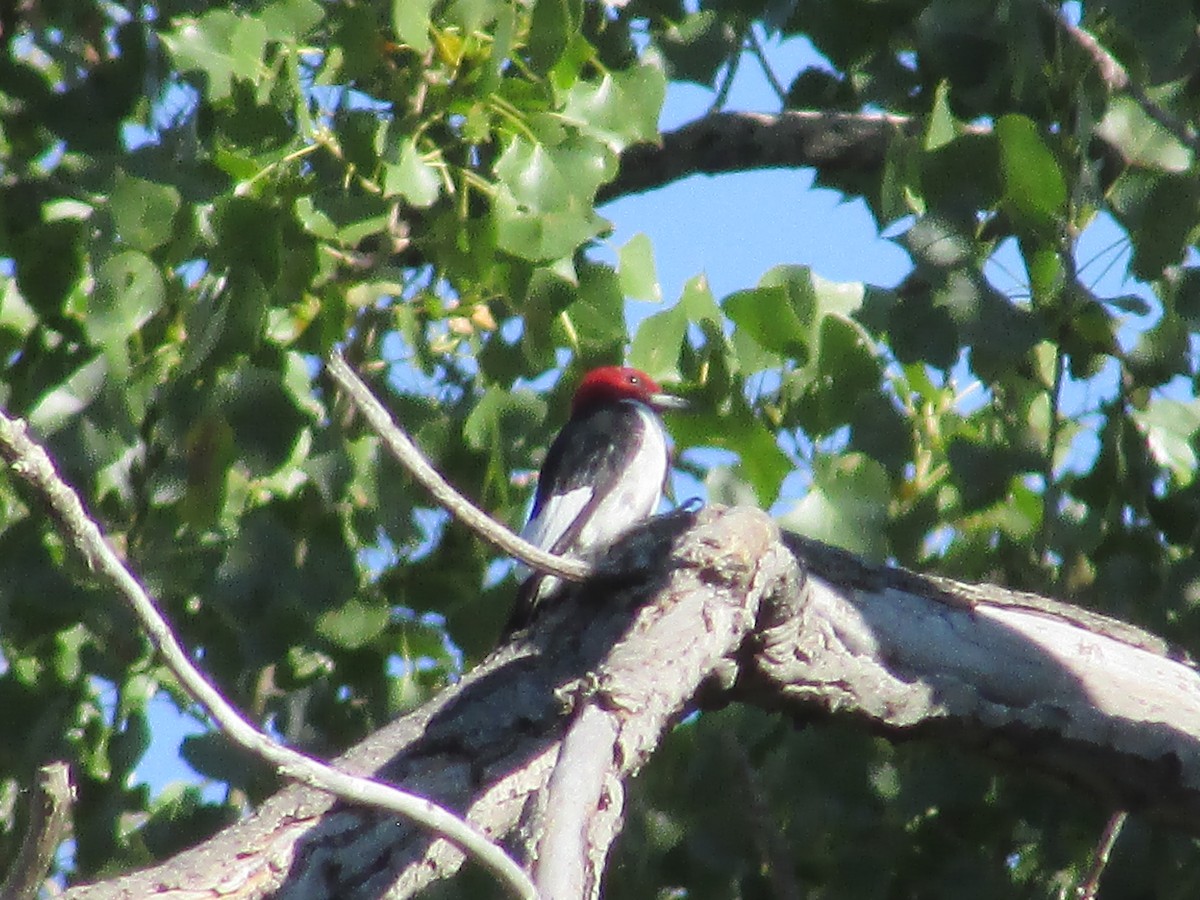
595 109 1133 207
742 534 1200 827
64 506 790 900
63 512 1200 898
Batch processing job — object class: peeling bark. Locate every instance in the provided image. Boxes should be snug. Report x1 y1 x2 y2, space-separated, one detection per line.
63 507 1200 899
744 534 1200 826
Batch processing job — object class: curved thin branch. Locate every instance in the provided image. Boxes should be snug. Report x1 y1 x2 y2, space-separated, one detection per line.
327 349 590 582
0 410 537 900
747 26 788 104
1075 811 1127 900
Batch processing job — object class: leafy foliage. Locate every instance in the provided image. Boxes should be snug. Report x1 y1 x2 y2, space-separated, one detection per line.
2 0 1200 895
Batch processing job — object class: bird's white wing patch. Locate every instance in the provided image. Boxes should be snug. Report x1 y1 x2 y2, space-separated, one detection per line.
513 486 592 585
520 485 594 555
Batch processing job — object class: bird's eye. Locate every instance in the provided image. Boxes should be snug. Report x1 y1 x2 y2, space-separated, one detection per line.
628 374 641 385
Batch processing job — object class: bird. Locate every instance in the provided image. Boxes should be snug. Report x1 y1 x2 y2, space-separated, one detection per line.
506 365 687 632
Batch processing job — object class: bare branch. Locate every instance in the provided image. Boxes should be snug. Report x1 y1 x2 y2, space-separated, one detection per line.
60 506 788 899
531 706 620 898
747 26 788 105
0 761 73 900
48 508 1200 897
0 410 537 900
598 110 918 203
1075 811 1127 900
327 349 591 582
742 533 1200 827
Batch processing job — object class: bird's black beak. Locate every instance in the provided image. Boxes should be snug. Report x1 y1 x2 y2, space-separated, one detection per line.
649 392 689 412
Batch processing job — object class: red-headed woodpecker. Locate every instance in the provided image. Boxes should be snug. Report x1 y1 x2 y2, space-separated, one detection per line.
508 366 687 630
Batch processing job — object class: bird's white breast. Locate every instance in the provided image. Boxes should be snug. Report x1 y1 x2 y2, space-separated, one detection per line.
572 401 668 550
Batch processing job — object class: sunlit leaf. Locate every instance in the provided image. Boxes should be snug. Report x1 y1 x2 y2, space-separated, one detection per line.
110 174 181 252
1132 398 1200 485
778 452 890 560
87 251 165 347
618 232 662 302
392 0 437 52
995 114 1066 236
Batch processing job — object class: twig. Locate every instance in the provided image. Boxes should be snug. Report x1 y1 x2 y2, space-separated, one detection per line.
709 35 742 113
1042 1 1200 153
0 761 73 900
1074 811 1127 900
0 410 538 900
746 25 788 105
326 349 591 582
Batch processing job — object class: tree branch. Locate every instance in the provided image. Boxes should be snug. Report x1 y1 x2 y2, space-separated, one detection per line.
743 534 1200 827
598 110 917 203
326 349 591 583
0 761 73 900
0 410 537 900
52 508 1200 897
61 506 789 899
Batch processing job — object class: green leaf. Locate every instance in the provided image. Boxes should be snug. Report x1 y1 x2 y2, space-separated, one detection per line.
1096 95 1193 173
162 10 268 102
180 733 272 790
109 710 151 777
392 0 436 51
947 438 1023 512
725 285 809 360
28 354 109 434
558 65 666 152
383 140 441 207
618 232 662 302
670 398 791 507
261 0 324 39
568 263 627 357
463 386 545 453
87 251 165 347
110 174 181 252
492 136 613 261
1129 175 1200 280
528 0 582 74
1132 398 1200 486
631 301 689 382
924 80 956 151
216 365 311 476
181 270 269 374
13 217 87 316
995 114 1066 236
880 133 924 222
315 598 390 649
784 315 880 437
778 452 891 560
673 275 720 328
657 10 739 86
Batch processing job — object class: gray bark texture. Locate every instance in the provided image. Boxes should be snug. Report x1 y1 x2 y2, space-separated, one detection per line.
62 505 1200 899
